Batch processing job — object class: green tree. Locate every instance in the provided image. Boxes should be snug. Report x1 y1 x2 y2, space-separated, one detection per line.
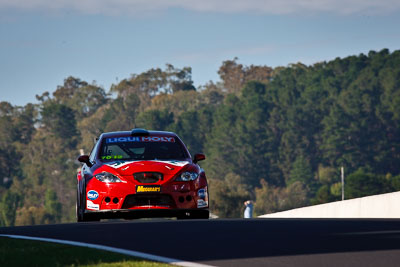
391 175 400 191
0 191 20 226
218 58 273 94
210 173 251 218
112 64 196 111
135 109 174 131
44 189 62 223
288 155 317 196
41 102 78 144
345 169 390 199
204 94 242 181
172 109 212 155
311 185 335 205
254 180 308 215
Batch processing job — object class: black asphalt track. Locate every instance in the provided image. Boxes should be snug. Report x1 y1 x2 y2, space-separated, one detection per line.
2 218 400 266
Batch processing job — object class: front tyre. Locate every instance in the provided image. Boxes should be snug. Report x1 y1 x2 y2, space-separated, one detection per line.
76 203 85 222
76 190 100 222
76 190 85 222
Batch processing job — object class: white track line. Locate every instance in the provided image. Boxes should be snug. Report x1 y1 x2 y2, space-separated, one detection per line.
0 234 215 267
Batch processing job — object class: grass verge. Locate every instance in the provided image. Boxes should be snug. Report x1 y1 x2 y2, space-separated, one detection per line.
0 237 171 267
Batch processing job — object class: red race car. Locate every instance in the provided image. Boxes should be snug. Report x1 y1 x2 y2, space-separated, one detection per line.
76 128 209 221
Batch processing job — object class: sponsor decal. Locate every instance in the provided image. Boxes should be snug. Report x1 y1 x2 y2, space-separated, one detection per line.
106 161 131 169
106 136 175 143
197 199 208 208
87 190 99 200
106 160 189 169
136 185 161 193
87 200 100 210
153 160 189 167
105 160 189 170
198 189 206 199
102 155 123 160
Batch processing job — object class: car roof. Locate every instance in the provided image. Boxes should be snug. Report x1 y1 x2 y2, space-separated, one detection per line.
100 130 177 139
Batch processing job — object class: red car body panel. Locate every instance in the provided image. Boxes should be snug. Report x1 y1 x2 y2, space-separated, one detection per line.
77 130 209 221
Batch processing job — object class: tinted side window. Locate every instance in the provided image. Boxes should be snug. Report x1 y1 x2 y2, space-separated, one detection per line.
89 138 101 162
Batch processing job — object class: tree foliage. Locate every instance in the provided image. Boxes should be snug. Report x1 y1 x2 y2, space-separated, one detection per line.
1 50 400 224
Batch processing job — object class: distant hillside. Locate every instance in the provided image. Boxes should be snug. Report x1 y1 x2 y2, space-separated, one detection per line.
1 49 399 225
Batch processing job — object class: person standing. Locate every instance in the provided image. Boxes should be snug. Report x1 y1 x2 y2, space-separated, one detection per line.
244 200 253 218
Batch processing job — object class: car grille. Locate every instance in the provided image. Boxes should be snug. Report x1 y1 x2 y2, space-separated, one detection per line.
122 194 175 209
133 172 162 183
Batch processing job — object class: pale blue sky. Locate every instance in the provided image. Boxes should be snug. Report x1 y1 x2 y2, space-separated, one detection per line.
1 0 400 106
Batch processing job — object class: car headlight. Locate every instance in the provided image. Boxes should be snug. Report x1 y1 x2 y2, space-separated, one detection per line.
175 172 199 181
94 172 122 183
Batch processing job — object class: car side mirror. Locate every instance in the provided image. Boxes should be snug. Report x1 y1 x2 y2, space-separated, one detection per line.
78 155 92 167
193 153 206 164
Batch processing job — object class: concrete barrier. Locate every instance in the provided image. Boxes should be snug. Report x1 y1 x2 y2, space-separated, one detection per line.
258 191 400 218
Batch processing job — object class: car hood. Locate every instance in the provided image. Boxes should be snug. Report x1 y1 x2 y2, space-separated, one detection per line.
102 160 190 176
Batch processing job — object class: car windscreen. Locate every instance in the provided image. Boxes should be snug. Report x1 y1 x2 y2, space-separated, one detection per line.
99 136 189 161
